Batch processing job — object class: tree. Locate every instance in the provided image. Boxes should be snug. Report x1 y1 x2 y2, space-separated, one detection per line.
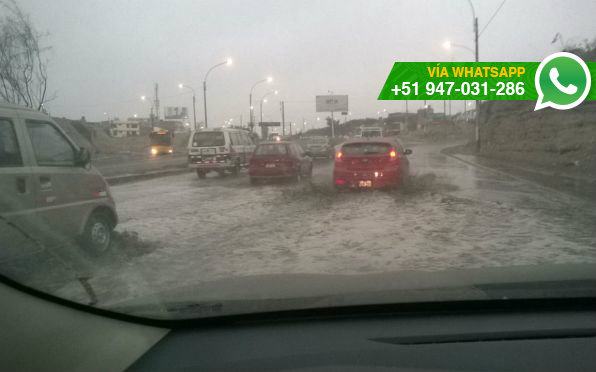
325 116 339 127
0 0 52 110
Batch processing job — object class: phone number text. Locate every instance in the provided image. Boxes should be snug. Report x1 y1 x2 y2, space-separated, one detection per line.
391 81 525 96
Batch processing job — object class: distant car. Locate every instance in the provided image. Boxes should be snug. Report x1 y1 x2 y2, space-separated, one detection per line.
188 128 256 178
384 129 401 137
333 139 412 190
361 127 383 138
301 136 332 158
0 103 118 257
249 141 313 184
268 133 282 141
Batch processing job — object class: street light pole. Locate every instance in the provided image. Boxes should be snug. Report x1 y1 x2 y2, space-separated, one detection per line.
445 1 480 151
249 76 273 133
473 13 480 152
259 99 265 126
258 90 278 129
178 84 197 130
192 94 196 129
202 80 208 129
203 58 232 129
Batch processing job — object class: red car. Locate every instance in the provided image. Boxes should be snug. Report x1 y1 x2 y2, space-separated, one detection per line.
249 141 313 184
333 139 412 189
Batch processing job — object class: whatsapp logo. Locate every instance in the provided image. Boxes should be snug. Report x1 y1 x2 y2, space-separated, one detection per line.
535 52 591 110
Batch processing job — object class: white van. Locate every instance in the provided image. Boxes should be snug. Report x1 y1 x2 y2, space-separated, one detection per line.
0 103 117 257
361 127 383 138
187 128 256 178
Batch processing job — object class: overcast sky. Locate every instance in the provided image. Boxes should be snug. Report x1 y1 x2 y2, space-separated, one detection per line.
17 0 596 128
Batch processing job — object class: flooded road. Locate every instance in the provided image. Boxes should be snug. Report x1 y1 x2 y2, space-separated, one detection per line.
39 142 595 306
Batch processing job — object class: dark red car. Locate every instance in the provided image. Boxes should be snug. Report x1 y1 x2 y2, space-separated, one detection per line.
249 141 313 184
333 139 412 189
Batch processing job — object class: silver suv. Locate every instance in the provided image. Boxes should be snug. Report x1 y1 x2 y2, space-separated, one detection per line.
0 103 117 257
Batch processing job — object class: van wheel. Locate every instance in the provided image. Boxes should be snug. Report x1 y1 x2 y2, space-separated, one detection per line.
196 170 206 179
231 163 240 176
250 177 259 186
81 212 113 257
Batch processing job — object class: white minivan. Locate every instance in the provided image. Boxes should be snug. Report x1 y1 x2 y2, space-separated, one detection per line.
187 128 256 178
0 103 117 257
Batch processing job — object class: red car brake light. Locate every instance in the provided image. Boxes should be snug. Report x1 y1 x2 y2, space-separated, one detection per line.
336 151 343 160
389 149 398 160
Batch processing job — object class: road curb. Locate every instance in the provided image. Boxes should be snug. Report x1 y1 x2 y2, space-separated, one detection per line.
106 168 192 186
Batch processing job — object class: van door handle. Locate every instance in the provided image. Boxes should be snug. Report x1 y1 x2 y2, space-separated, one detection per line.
16 177 27 194
39 176 52 191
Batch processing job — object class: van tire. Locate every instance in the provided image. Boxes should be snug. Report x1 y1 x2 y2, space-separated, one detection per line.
231 163 240 176
196 170 206 179
81 212 113 257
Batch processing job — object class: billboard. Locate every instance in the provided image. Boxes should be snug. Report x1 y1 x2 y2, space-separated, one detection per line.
316 95 348 112
164 106 188 120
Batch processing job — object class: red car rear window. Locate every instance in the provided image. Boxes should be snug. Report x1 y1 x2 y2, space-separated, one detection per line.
342 143 392 155
255 144 288 156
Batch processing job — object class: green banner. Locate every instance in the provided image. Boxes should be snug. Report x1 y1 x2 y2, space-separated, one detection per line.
378 62 596 101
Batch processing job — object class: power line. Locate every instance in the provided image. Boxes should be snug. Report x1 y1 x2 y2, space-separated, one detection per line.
46 91 188 109
479 0 507 37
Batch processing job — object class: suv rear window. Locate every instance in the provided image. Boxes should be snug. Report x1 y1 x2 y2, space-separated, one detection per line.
342 143 391 155
192 132 225 147
255 143 288 156
361 130 382 138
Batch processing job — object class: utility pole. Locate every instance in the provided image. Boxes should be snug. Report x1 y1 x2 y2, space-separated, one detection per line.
154 83 160 124
280 101 285 137
474 14 480 152
405 100 408 130
150 107 154 131
330 111 335 138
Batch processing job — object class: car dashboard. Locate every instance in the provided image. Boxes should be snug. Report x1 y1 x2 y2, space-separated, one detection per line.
1 277 595 372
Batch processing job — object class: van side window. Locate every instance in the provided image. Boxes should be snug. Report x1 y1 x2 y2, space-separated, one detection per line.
0 118 22 167
243 133 253 145
290 144 299 156
230 132 239 146
26 121 75 167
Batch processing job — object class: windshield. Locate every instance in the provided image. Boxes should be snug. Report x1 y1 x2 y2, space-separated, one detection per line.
361 129 382 137
304 137 328 145
342 142 392 155
0 0 595 322
150 133 172 146
192 132 225 147
255 143 288 155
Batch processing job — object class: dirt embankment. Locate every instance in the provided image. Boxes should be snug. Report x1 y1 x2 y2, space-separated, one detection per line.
400 121 474 144
54 118 190 158
475 101 596 180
